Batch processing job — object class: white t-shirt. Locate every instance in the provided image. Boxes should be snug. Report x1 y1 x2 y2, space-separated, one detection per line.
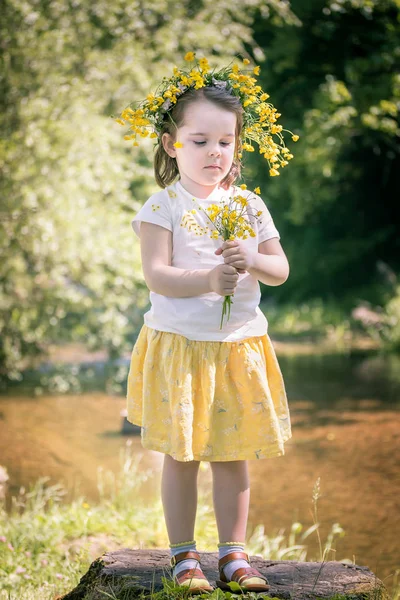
132 180 280 342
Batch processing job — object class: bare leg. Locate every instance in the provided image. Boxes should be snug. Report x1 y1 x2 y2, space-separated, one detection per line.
210 460 250 542
161 454 201 544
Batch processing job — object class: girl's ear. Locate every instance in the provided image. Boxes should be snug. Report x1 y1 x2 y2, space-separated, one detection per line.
162 133 177 158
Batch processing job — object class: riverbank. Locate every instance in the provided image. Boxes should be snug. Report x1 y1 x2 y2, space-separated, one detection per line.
1 445 398 600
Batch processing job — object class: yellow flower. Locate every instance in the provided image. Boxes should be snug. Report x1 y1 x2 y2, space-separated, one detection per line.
115 118 126 126
243 58 250 65
253 66 260 75
270 168 280 177
173 141 183 148
211 230 219 240
198 57 210 73
260 93 270 101
254 187 261 194
184 52 195 61
292 135 299 142
150 132 158 138
240 184 247 190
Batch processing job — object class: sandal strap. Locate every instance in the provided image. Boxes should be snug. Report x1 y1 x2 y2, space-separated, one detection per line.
170 550 200 568
175 568 209 584
218 551 249 570
235 567 269 585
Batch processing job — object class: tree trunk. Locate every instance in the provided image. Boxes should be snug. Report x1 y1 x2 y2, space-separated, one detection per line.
59 549 388 600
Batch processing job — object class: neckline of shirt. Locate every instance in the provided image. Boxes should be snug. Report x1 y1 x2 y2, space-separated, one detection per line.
175 180 234 203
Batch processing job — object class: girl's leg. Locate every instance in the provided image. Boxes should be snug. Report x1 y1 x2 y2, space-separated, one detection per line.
162 455 214 591
161 454 200 544
210 460 267 588
210 460 250 541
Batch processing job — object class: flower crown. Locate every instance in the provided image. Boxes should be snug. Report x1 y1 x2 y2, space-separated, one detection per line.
116 52 299 177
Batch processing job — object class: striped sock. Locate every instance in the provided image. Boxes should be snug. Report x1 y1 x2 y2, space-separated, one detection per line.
170 541 199 579
218 542 249 581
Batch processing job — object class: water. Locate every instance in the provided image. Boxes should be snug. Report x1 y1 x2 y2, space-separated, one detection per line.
0 348 399 589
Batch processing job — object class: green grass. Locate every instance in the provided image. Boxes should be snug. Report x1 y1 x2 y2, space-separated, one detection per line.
0 444 398 600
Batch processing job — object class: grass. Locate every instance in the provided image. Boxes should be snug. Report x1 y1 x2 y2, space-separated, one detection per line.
0 443 398 600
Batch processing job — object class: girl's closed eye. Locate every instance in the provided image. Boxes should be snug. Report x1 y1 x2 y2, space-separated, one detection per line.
193 141 232 146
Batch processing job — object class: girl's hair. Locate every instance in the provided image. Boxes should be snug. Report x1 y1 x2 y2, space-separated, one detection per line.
154 87 244 189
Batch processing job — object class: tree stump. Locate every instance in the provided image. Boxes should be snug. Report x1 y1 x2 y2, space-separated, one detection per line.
59 549 388 600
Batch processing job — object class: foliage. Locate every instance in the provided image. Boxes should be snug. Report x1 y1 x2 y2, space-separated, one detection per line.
2 0 400 377
246 0 400 304
0 0 299 379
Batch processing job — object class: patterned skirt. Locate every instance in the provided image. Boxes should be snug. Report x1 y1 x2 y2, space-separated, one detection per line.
126 325 291 462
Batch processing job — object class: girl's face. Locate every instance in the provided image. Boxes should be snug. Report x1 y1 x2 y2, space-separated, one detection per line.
162 99 237 198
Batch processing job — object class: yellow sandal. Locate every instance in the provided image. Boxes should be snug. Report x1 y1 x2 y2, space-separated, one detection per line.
171 550 214 594
216 551 270 593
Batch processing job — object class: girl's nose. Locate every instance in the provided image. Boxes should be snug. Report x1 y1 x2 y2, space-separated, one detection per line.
208 146 221 157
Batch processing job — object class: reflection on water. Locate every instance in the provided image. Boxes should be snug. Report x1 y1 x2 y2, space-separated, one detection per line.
0 348 399 586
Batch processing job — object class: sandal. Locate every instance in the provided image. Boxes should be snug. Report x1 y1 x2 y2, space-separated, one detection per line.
216 551 270 593
170 550 214 594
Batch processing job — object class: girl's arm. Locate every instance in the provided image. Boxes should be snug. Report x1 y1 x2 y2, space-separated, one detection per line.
217 238 289 286
247 238 290 286
139 222 214 297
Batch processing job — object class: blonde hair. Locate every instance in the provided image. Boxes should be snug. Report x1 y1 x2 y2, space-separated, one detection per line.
154 87 243 189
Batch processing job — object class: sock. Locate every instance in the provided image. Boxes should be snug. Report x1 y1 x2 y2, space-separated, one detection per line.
218 543 249 580
170 540 199 579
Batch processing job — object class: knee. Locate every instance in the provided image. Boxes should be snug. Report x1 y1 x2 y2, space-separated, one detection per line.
210 459 248 474
165 454 201 473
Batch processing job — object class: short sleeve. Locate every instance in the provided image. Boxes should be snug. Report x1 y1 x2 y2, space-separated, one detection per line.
131 189 173 238
253 194 280 243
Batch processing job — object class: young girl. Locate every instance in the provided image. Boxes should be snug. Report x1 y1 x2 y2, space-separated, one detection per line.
122 54 293 594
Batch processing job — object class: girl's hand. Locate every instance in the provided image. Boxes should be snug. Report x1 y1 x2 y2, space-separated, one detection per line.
209 264 239 297
215 240 255 274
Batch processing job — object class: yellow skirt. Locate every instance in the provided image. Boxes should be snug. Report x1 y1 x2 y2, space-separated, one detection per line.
126 325 291 462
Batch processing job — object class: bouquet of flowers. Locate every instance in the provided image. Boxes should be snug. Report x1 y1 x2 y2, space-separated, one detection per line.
187 186 264 329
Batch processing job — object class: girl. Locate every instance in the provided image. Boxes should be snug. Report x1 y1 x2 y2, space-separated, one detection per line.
123 55 293 594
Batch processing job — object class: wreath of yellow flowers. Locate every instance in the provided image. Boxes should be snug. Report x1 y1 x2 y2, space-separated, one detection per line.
116 52 299 177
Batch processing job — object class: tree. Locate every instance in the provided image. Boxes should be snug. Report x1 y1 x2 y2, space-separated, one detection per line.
247 0 400 304
0 0 297 378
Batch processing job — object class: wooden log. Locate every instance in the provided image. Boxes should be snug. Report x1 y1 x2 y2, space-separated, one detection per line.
59 549 388 600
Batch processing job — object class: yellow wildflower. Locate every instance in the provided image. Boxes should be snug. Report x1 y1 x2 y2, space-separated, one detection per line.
254 187 261 194
270 168 280 177
184 52 195 61
240 184 247 190
292 135 299 142
198 57 210 73
253 66 260 75
243 58 250 65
